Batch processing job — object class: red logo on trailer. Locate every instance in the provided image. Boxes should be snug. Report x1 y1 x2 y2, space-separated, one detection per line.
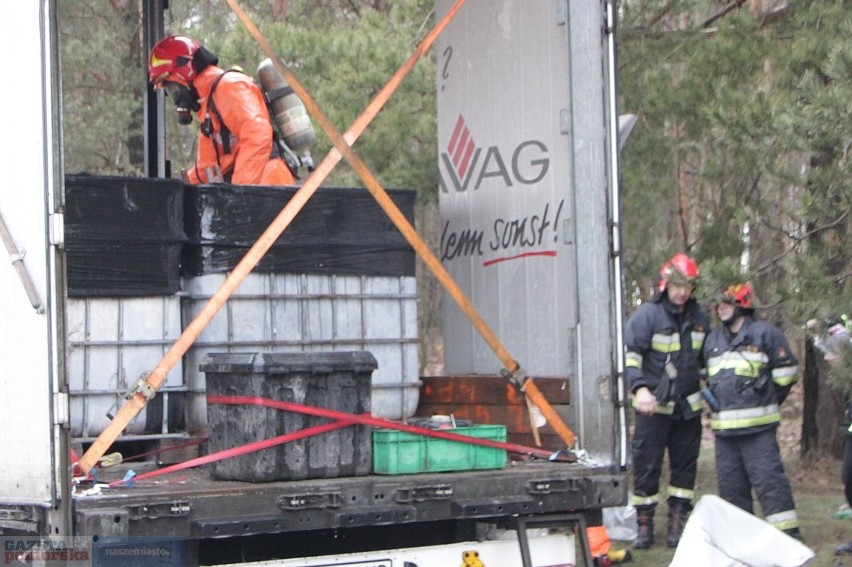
439 114 550 193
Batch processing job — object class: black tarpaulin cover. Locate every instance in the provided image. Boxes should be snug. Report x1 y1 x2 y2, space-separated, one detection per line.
182 184 416 278
64 175 186 297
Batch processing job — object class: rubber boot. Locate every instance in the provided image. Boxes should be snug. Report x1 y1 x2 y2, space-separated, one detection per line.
834 541 852 555
666 498 690 548
634 506 655 549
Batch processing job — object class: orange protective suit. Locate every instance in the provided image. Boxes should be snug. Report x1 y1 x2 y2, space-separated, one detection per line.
186 66 295 186
587 525 612 558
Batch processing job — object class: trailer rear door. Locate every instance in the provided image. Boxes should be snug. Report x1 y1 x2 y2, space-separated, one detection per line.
0 0 62 507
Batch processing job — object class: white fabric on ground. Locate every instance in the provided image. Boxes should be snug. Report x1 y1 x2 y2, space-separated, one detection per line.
669 494 814 567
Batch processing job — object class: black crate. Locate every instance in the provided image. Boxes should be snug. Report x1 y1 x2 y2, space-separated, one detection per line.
202 351 376 482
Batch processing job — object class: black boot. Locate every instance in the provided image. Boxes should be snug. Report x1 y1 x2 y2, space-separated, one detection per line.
634 506 655 549
666 498 691 548
783 527 803 542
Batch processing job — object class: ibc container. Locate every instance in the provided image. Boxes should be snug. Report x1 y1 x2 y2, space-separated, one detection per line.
202 351 375 482
182 272 420 429
66 296 185 438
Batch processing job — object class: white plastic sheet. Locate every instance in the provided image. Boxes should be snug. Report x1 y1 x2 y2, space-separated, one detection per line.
603 500 638 542
669 495 814 567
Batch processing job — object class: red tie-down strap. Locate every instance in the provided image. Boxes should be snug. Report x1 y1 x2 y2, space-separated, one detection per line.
109 395 570 487
109 415 360 487
207 395 566 460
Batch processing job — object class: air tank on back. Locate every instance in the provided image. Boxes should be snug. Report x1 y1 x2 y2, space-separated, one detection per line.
257 57 316 172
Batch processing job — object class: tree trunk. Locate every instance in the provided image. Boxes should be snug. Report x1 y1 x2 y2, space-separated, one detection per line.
802 338 846 458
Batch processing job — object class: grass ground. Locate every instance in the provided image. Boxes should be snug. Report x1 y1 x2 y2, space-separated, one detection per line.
616 449 851 566
615 385 852 567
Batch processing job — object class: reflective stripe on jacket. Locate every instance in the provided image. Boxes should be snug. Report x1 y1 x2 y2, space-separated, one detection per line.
703 316 799 435
624 293 709 418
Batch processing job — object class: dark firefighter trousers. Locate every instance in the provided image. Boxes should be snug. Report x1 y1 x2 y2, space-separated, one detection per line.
715 428 796 519
843 433 852 508
632 412 701 503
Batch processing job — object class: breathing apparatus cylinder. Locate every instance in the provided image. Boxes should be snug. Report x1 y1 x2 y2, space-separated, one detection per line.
257 58 316 171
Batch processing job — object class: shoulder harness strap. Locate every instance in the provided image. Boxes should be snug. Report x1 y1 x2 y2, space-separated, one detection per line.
204 69 240 155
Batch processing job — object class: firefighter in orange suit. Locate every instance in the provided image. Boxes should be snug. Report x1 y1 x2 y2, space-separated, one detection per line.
148 35 295 186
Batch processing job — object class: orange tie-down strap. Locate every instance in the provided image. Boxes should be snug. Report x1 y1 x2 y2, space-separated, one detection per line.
76 0 469 477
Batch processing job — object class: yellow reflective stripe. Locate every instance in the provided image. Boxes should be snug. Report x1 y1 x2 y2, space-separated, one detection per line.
706 352 764 378
625 351 642 368
710 404 780 430
651 332 681 353
772 365 799 387
686 391 703 412
631 394 700 414
631 397 676 414
667 486 694 500
655 406 673 415
765 510 798 531
739 351 769 364
691 331 705 350
655 401 675 415
631 493 660 507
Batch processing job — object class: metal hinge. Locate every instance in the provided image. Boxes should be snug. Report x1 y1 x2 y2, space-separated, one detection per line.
53 392 69 426
49 212 64 248
393 484 454 504
126 501 191 520
277 491 343 510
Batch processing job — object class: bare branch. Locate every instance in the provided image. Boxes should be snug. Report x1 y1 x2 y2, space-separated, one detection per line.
761 209 849 244
645 1 677 29
835 271 852 284
700 0 748 29
754 210 849 274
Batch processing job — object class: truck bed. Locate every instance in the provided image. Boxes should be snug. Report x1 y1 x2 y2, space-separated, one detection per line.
73 460 625 540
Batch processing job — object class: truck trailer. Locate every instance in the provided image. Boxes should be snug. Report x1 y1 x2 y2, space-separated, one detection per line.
0 0 628 565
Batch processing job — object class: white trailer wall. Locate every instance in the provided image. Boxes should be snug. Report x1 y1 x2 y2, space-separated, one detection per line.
0 0 60 506
437 0 618 457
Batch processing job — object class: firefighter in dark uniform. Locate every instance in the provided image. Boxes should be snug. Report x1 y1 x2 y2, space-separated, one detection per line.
837 402 852 555
625 253 709 548
703 282 802 540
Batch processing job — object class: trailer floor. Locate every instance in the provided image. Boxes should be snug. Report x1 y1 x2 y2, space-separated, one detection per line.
73 460 626 540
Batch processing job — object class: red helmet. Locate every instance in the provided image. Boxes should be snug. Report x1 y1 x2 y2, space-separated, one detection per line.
148 35 203 86
658 253 700 292
719 282 756 309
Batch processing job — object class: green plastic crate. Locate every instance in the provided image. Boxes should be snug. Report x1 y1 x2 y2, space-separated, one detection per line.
372 425 507 474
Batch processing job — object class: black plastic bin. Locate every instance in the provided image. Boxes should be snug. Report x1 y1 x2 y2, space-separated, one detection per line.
202 351 376 482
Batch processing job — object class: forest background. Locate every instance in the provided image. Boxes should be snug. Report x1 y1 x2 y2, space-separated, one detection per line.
59 0 850 456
